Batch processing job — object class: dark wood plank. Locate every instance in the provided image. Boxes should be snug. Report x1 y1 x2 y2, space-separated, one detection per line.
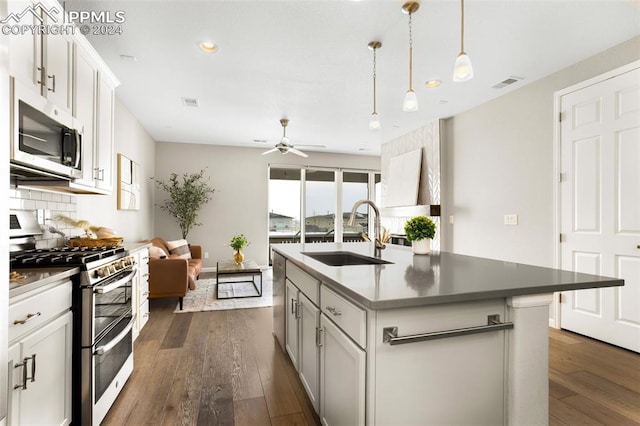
161 311 193 349
549 396 604 425
202 310 232 386
161 353 204 426
227 309 265 401
562 395 640 426
138 298 177 342
271 412 309 426
233 397 272 426
198 384 234 426
550 379 578 400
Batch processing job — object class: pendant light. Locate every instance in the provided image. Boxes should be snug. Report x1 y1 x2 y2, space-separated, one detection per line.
453 0 474 82
402 2 419 112
368 41 382 130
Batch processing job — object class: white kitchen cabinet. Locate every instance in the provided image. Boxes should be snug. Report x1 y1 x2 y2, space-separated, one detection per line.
8 0 72 111
298 292 320 413
95 74 115 191
285 280 300 370
72 43 98 188
8 312 72 426
319 314 366 426
286 277 321 413
135 248 150 337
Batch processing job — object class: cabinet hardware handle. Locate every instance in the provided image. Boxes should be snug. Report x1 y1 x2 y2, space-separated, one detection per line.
36 66 46 87
295 301 301 319
637 244 640 249
291 298 296 315
29 354 36 383
382 314 514 345
13 360 28 390
316 327 324 347
13 312 41 325
47 74 56 92
326 306 342 316
143 291 150 296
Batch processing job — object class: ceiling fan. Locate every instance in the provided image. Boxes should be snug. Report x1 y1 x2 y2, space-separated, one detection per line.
261 119 323 158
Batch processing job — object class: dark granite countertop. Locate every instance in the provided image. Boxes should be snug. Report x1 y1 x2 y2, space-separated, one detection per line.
272 242 623 309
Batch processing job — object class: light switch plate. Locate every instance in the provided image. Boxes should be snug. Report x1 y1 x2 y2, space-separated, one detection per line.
504 214 519 225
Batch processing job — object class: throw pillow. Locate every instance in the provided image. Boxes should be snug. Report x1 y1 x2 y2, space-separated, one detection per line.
149 245 168 259
166 239 191 259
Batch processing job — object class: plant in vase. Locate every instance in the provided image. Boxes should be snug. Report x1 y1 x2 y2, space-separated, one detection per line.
404 216 436 255
230 234 249 265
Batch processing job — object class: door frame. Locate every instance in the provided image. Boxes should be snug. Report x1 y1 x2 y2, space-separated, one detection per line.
551 59 640 328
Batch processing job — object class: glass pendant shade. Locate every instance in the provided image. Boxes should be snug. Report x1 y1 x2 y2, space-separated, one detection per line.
403 90 418 112
453 52 474 82
369 112 381 130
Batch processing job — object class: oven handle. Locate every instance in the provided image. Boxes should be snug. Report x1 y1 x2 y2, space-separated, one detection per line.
94 316 135 356
94 267 137 294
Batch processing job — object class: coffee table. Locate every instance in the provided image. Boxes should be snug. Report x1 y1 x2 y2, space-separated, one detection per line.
216 260 262 299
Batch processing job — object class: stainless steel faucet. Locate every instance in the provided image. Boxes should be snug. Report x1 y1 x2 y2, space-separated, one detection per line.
348 199 385 257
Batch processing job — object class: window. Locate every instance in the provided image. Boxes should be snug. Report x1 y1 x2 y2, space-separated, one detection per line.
305 170 336 243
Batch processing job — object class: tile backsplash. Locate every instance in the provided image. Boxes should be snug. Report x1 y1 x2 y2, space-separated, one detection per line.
9 188 80 249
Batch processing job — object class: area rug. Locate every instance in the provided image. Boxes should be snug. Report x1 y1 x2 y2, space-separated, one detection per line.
174 270 273 313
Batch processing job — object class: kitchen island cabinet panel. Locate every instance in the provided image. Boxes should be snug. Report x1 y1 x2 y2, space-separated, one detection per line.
320 315 366 426
374 300 506 425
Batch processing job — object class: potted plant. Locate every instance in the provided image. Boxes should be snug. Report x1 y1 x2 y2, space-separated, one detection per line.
154 169 215 239
230 234 249 265
404 215 436 255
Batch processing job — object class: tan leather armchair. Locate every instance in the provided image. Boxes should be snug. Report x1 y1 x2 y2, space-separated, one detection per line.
147 237 203 310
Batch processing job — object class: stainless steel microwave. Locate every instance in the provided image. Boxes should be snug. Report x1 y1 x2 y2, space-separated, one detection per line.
10 78 83 179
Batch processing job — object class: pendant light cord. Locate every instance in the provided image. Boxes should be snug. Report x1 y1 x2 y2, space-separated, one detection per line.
408 11 414 91
460 0 465 53
372 46 377 114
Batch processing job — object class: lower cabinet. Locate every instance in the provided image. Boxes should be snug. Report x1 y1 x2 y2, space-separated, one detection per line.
8 312 73 426
319 315 366 426
132 247 150 339
286 279 321 414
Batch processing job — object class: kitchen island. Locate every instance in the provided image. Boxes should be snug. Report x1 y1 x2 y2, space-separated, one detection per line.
271 242 623 425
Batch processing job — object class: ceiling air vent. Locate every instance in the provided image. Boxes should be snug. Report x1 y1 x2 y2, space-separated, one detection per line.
181 97 199 107
492 76 523 89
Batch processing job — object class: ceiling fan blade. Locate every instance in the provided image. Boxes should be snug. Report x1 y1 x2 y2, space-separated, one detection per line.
262 147 279 155
295 144 326 148
289 147 308 158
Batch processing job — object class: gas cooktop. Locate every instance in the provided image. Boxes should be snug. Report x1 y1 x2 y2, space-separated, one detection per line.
10 246 127 268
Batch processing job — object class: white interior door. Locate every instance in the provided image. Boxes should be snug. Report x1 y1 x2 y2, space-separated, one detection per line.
559 64 640 353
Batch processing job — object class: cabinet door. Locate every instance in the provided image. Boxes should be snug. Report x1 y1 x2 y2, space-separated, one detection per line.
12 312 73 426
7 1 40 90
73 45 97 187
320 315 365 426
43 29 72 110
298 292 320 414
285 280 299 370
95 76 114 191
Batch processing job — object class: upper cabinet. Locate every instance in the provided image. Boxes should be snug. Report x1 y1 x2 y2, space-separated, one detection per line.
7 0 120 195
8 0 72 112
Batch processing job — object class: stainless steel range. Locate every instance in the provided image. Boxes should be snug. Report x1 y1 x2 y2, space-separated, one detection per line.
10 210 136 425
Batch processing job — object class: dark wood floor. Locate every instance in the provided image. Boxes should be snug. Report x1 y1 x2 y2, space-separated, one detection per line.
103 295 640 425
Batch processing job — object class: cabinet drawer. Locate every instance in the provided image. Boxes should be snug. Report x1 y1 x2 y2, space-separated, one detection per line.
138 299 150 331
321 286 366 348
9 280 72 343
287 261 319 305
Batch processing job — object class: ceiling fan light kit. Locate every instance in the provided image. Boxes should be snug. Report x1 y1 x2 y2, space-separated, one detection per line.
262 118 309 157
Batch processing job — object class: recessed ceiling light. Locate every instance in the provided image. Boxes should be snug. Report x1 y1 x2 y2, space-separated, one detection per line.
198 41 218 53
425 80 441 88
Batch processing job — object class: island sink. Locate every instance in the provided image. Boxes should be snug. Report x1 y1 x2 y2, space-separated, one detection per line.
302 251 393 266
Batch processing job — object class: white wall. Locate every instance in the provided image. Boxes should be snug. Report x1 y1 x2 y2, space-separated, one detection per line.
441 36 640 267
77 97 156 242
154 143 380 267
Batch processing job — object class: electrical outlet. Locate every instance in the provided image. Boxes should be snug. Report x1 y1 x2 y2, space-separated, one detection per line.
504 214 519 225
204 252 209 259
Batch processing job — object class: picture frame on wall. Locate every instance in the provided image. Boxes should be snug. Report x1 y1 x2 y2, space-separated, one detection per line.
117 153 141 210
